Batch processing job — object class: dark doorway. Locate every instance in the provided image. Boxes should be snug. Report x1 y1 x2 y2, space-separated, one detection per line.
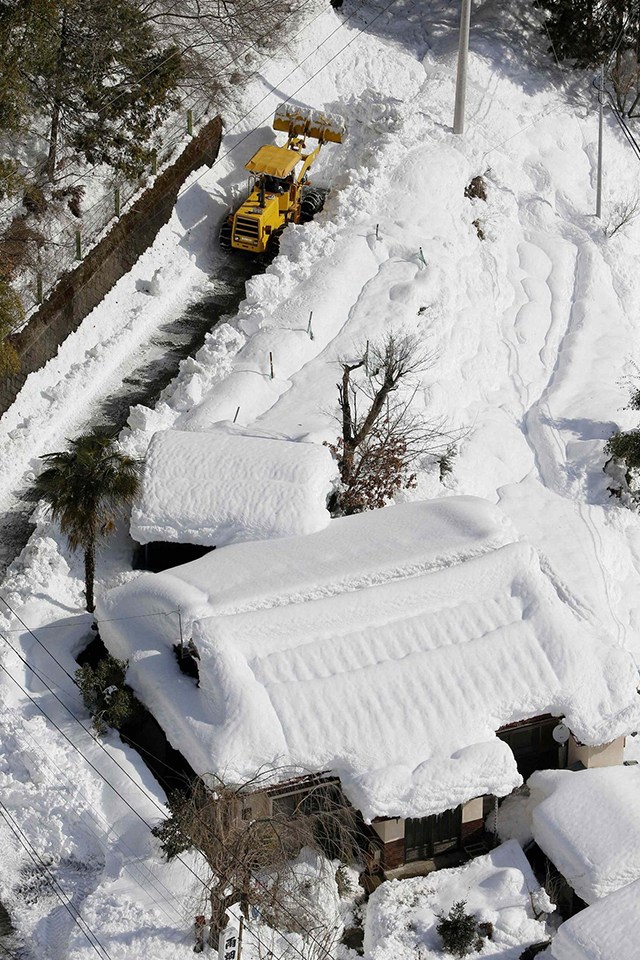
497 717 561 780
404 807 462 862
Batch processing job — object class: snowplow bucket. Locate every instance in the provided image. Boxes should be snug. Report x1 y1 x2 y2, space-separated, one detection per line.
273 103 346 143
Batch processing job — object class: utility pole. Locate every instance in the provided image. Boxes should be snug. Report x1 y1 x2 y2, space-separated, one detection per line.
453 0 472 135
596 63 604 219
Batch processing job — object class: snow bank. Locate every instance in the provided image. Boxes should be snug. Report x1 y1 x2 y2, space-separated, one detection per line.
365 840 552 960
526 766 640 904
551 879 640 960
98 497 640 821
130 428 337 546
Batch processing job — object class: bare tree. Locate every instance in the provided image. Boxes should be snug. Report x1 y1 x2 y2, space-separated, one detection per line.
139 0 300 93
604 194 640 238
153 770 360 942
327 332 457 514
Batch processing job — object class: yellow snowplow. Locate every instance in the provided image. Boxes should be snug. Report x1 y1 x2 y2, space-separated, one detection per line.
220 104 347 257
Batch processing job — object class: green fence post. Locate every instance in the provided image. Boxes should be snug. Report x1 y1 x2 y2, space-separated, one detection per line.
75 229 82 260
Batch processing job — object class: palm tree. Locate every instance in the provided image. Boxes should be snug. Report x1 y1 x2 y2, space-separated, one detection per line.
35 431 141 612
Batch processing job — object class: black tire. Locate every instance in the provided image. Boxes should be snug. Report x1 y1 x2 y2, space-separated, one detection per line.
219 218 232 250
265 226 285 262
300 187 326 223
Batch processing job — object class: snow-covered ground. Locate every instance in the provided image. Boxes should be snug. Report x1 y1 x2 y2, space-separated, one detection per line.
3 0 640 956
364 840 553 960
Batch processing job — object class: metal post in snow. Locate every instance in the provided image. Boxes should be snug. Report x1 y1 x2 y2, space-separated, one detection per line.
364 339 370 377
596 63 604 219
178 607 184 658
151 151 158 176
269 351 274 379
36 274 43 304
307 311 314 340
74 229 82 261
114 186 121 219
453 0 472 135
233 406 240 423
187 109 194 136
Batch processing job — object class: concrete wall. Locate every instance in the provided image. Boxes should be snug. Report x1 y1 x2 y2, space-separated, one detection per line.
0 116 223 416
568 735 625 769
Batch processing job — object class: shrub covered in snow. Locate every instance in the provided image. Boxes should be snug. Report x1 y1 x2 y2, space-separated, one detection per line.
435 900 479 958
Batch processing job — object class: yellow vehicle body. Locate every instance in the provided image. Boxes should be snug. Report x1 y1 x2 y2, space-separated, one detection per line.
220 104 346 257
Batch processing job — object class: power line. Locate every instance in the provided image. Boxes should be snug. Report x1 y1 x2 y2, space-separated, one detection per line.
176 0 402 204
0 0 333 226
0 799 112 960
0 698 194 930
0 647 341 960
0 596 357 960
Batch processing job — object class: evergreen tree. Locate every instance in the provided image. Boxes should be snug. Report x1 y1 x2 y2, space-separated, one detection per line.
34 432 141 611
436 901 479 958
0 0 183 180
540 1 640 113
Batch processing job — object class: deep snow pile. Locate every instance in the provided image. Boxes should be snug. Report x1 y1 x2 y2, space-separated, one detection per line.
3 0 640 956
99 498 640 821
498 766 640 905
364 840 553 960
551 879 640 960
130 427 337 546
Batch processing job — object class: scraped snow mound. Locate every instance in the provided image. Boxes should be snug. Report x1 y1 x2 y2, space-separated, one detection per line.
527 765 640 904
130 428 338 546
98 497 640 821
365 840 552 960
552 879 640 960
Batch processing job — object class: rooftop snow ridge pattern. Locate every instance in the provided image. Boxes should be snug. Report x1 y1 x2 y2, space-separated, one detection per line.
98 497 640 821
130 428 338 547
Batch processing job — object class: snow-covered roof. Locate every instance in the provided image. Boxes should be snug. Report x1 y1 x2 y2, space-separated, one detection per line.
130 428 337 546
528 766 640 904
551 879 640 960
98 497 640 821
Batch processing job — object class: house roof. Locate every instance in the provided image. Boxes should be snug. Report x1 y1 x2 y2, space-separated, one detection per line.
551 879 640 960
130 429 337 547
98 497 640 822
528 766 640 904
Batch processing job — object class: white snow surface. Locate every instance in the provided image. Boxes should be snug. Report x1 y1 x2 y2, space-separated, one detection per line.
551 879 640 960
364 840 552 960
4 0 640 955
525 766 640 904
129 427 337 546
98 498 640 821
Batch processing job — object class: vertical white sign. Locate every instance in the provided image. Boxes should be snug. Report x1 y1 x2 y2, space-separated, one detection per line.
219 926 240 960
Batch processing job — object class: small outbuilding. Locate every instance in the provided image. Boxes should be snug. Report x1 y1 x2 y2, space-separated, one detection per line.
130 428 338 569
551 878 640 960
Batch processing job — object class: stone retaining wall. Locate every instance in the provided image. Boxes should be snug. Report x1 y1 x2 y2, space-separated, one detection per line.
0 115 223 416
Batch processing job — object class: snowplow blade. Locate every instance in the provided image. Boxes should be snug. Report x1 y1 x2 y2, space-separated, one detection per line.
273 103 347 143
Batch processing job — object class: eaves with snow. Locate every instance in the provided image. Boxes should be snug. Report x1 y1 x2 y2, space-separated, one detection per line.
526 765 640 905
97 496 640 822
552 878 640 960
129 427 338 547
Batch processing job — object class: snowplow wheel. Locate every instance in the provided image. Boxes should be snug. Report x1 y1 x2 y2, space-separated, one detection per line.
219 218 232 250
300 187 326 223
266 226 285 261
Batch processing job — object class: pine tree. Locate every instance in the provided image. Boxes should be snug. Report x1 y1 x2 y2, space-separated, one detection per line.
436 901 479 958
0 0 183 181
540 1 640 113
